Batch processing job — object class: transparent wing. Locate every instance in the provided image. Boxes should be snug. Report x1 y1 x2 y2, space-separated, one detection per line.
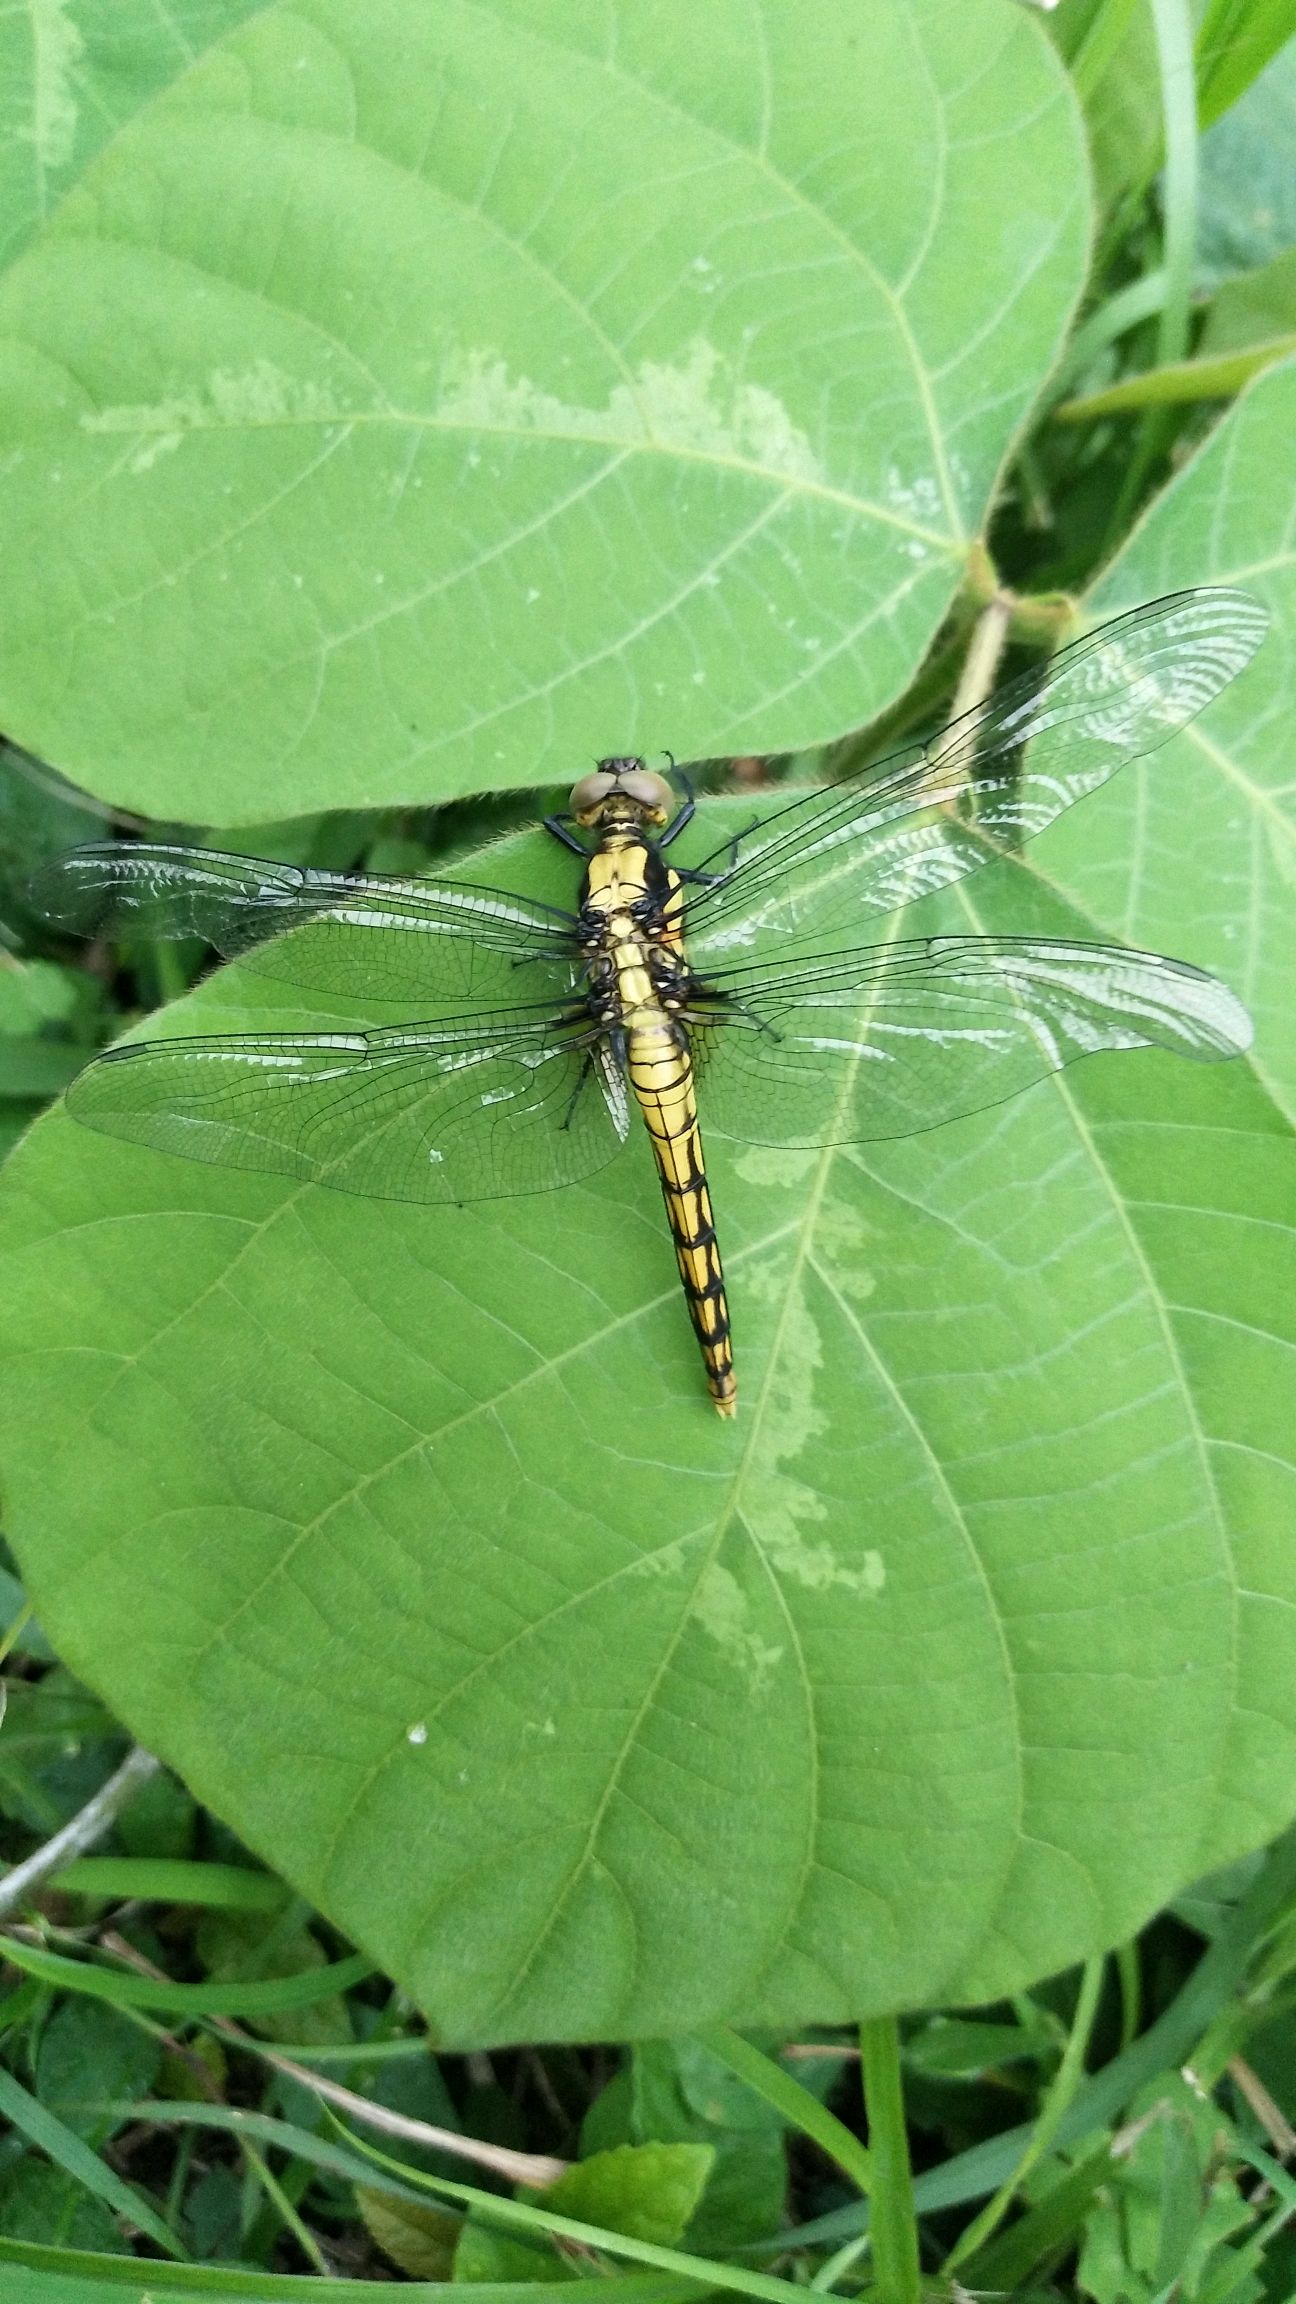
63 1007 623 1202
682 589 1269 962
690 936 1252 1146
31 843 584 1010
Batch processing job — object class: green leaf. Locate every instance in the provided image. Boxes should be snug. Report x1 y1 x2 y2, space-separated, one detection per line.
1195 0 1296 130
0 746 106 938
0 1673 123 1836
326 2123 806 2304
1198 33 1296 280
0 1038 89 1099
33 1999 160 2145
544 2142 714 2248
0 2162 131 2261
1054 0 1164 213
960 2142 1115 2296
453 2223 572 2285
356 2186 460 2279
1054 336 1296 416
791 1831 1296 2245
1076 2073 1254 2302
0 963 103 1105
1201 245 1296 355
903 2015 1057 2079
627 2043 787 2250
0 1107 30 1163
0 0 1087 820
2 409 1294 2050
195 1904 353 2043
111 1764 197 1860
453 2147 714 2288
0 2064 182 2259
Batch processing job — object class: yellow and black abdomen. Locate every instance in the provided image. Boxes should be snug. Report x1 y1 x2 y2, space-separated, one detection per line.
626 1013 736 1416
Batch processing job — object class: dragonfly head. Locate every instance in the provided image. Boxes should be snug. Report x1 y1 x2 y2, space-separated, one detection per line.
570 758 673 829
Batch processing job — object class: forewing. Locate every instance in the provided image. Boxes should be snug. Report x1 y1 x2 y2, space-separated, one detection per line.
31 843 584 1010
64 1008 621 1203
683 589 1269 961
691 936 1252 1147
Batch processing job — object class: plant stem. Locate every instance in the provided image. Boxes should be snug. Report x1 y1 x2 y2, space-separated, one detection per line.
0 1745 161 1919
858 2017 921 2304
943 1954 1105 2275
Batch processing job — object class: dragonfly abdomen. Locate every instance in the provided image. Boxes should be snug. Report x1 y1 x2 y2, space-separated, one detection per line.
626 1016 736 1418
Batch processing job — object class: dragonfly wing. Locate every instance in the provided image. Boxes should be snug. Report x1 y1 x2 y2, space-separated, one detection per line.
683 589 1269 960
64 1008 622 1202
31 844 583 1008
691 937 1252 1147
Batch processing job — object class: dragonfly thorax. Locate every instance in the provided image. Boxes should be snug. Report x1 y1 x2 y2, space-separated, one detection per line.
569 758 673 828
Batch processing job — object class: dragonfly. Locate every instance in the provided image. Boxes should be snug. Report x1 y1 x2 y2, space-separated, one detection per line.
33 587 1267 1416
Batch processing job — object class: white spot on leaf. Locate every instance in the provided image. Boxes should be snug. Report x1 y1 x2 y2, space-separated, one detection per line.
434 340 824 485
691 1563 783 1690
25 0 82 174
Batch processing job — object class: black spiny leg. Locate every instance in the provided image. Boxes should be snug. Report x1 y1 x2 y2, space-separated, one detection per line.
688 989 783 1040
661 781 726 887
544 812 592 858
658 773 697 850
667 785 768 883
558 1050 597 1132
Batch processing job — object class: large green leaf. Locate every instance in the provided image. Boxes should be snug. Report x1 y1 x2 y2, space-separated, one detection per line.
2 376 1294 2044
0 0 1086 820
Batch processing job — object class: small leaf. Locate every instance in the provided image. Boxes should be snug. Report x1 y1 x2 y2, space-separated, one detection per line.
544 2143 714 2249
112 1767 197 1862
196 1906 352 2044
628 2044 787 2251
905 2016 1056 2080
1196 0 1296 130
1198 35 1296 280
34 1999 160 2145
1201 245 1296 354
453 2219 569 2284
0 2159 130 2256
357 2185 460 2280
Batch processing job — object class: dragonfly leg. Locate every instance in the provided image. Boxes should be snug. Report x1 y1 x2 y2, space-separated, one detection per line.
544 812 592 858
678 812 766 881
720 812 766 869
658 778 696 848
691 993 782 1039
558 1049 597 1133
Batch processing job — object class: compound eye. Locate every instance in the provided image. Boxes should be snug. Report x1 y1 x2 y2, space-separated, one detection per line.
618 770 673 817
569 771 617 816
